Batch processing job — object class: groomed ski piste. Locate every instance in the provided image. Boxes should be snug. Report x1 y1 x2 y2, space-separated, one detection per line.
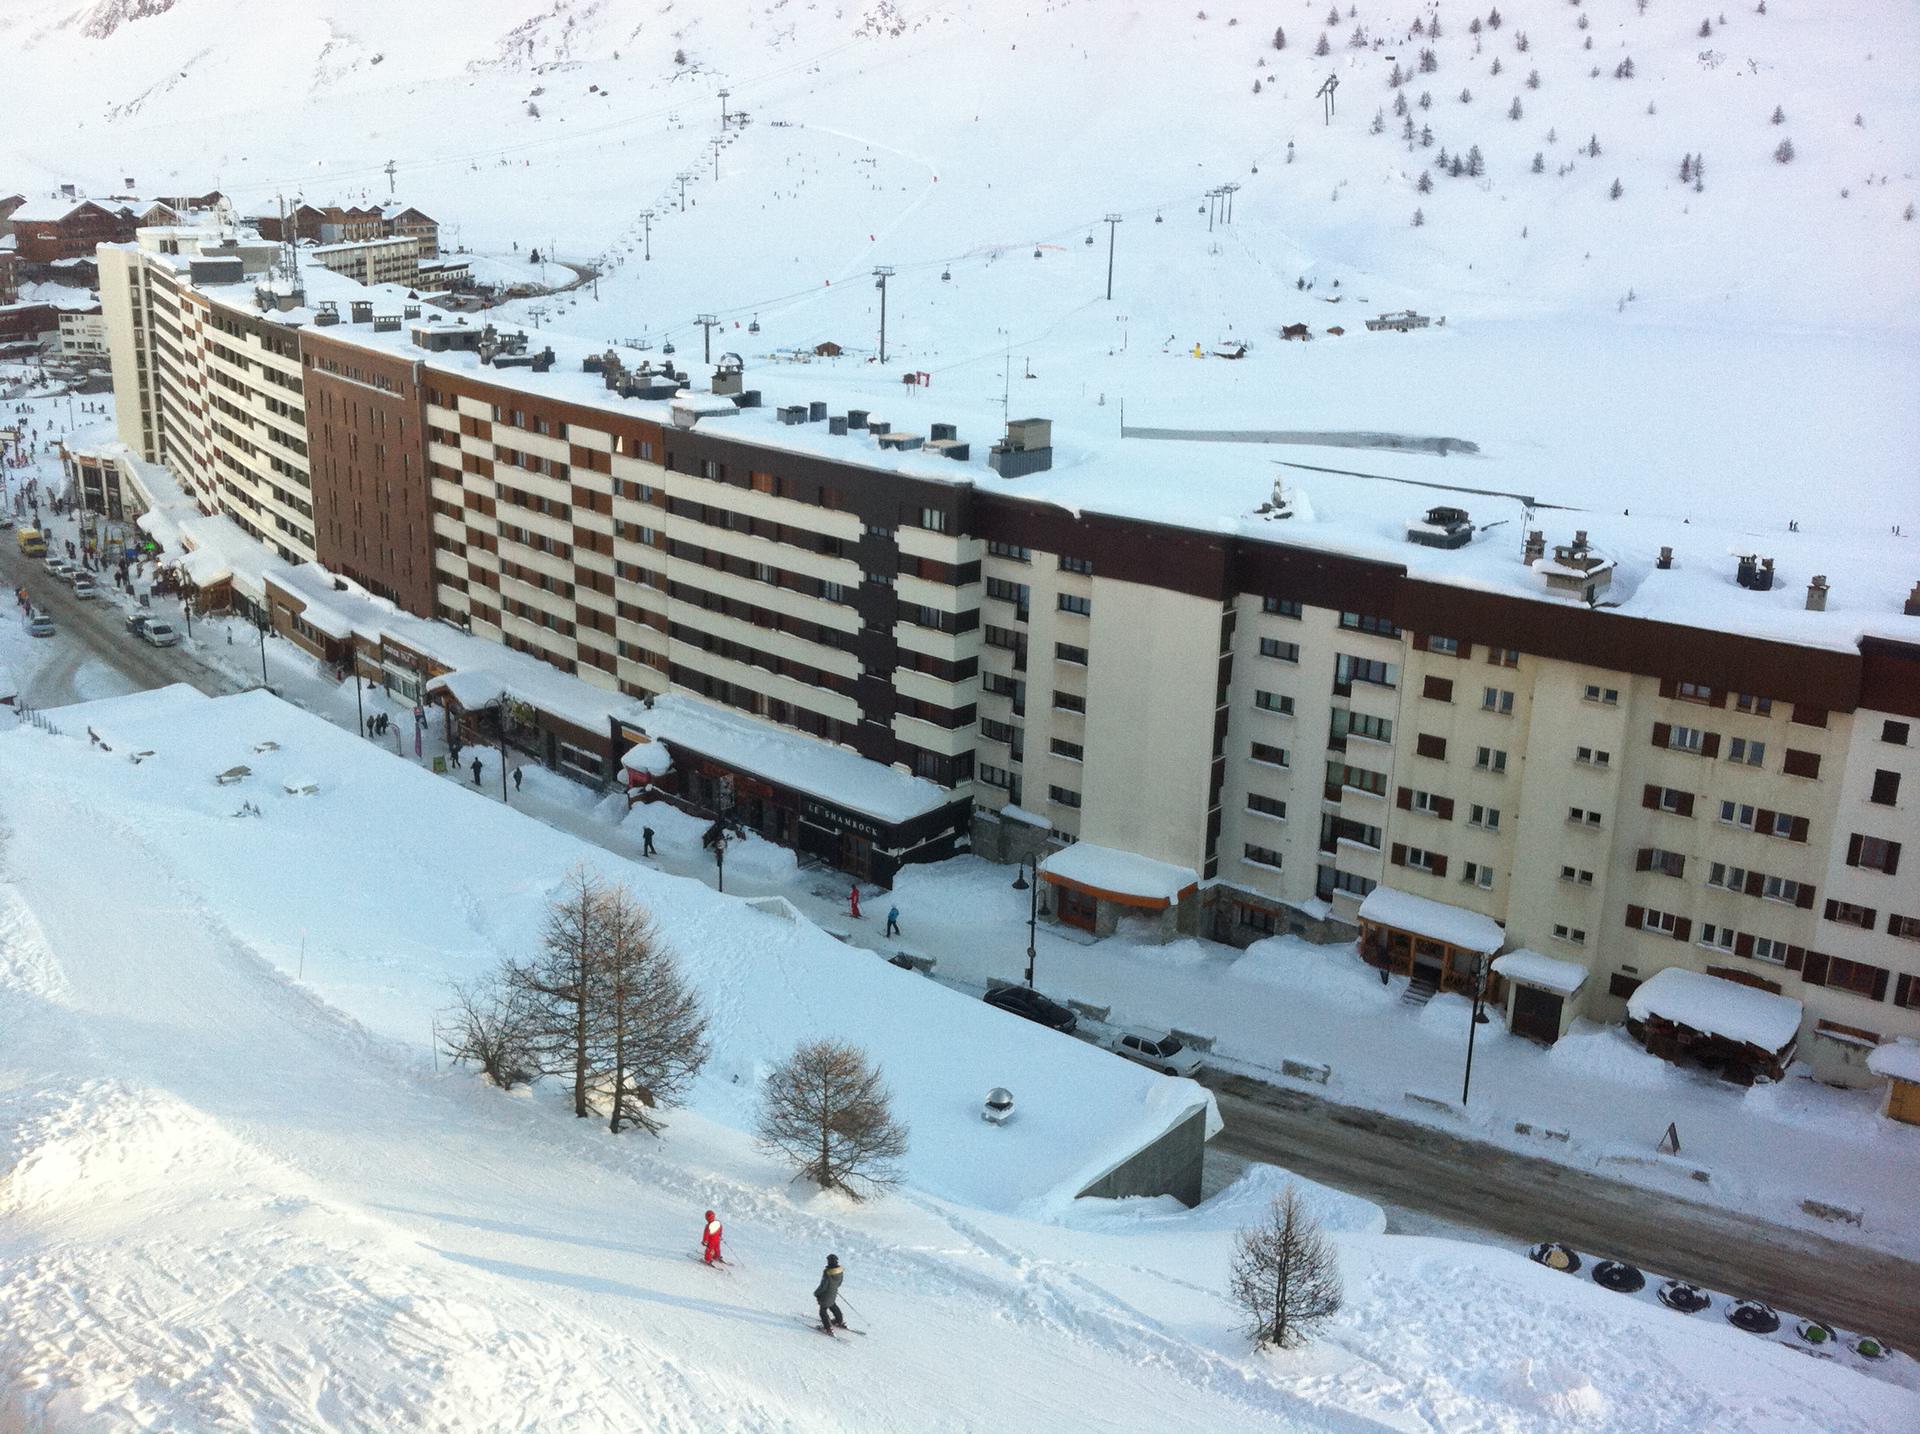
1 685 1914 1432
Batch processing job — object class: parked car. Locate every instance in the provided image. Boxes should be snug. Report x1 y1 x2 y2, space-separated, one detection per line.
71 577 99 600
0 510 14 529
126 612 154 636
138 621 180 648
983 984 1078 1034
1102 1029 1203 1078
57 566 83 587
42 557 71 581
26 611 55 638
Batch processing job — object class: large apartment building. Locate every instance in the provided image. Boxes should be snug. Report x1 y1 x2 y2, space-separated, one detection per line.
96 235 1920 1088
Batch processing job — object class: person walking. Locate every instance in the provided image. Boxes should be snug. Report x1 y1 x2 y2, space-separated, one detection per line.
885 905 900 938
813 1254 847 1335
848 885 861 920
642 825 657 857
700 1210 725 1266
470 756 483 786
512 767 523 792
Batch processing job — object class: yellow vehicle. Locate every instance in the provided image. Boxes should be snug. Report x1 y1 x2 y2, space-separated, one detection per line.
16 528 46 557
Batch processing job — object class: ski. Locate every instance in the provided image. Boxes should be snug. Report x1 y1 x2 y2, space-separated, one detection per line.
799 1316 866 1337
692 1254 732 1272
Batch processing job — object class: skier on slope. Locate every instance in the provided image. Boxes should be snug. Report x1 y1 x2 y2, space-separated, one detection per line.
700 1209 725 1265
814 1254 847 1335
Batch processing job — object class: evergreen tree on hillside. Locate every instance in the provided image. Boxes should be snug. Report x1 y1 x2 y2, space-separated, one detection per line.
1274 25 1286 50
1771 104 1786 124
1610 178 1624 199
1700 18 1713 37
1417 170 1433 193
1315 31 1331 56
1412 208 1425 227
1467 145 1485 177
1531 151 1545 173
1773 137 1795 163
1508 96 1523 120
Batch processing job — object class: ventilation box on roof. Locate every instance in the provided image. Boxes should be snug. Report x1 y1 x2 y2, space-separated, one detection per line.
1405 505 1474 549
988 417 1052 478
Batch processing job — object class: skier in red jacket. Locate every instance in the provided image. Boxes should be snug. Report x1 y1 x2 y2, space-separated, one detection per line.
701 1210 724 1265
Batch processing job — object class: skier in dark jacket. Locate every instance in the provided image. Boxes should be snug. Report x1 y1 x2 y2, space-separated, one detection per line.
814 1255 847 1334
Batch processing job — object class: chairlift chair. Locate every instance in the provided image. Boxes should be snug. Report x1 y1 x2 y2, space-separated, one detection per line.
1033 246 1042 258
748 316 761 334
940 267 951 281
662 339 676 355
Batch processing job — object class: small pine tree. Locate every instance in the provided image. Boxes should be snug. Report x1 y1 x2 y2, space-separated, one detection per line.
1578 13 1590 30
1273 24 1286 49
1394 91 1409 117
1491 56 1502 75
1417 169 1433 193
1230 1188 1343 1349
1854 113 1864 127
1419 90 1432 110
1419 47 1437 73
1402 114 1415 139
1470 17 1483 36
1467 144 1485 176
1420 123 1433 146
1771 104 1785 124
1756 0 1766 11
1615 57 1634 79
1412 16 1425 36
1680 154 1694 183
1527 68 1540 89
1326 4 1340 26
1774 137 1795 163
1610 177 1624 199
1489 8 1504 29
1389 61 1406 87
1450 154 1465 177
1905 203 1915 221
1515 30 1529 53
1254 78 1263 94
1430 14 1442 39
1436 146 1451 170
1348 23 1368 49
1459 87 1473 103
1315 31 1331 56
1546 127 1558 145
1587 133 1602 158
1700 18 1712 37
1509 96 1522 120
1531 151 1545 173
1371 108 1385 134
1412 207 1425 227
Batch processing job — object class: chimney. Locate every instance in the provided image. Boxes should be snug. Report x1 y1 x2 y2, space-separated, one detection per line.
1905 581 1920 618
808 400 828 422
1523 529 1546 564
1805 575 1828 612
1657 545 1673 570
350 299 373 324
1572 528 1589 551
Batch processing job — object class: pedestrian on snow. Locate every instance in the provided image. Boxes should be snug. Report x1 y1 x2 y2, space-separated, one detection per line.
366 714 377 737
700 1209 724 1265
470 756 483 786
642 825 657 857
814 1255 847 1334
885 905 900 937
848 885 861 920
512 767 523 792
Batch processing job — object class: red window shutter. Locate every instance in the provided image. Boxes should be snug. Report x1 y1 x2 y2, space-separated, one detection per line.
1796 884 1816 910
1700 732 1721 759
1436 797 1455 821
1789 816 1809 843
1658 677 1677 699
1847 833 1864 866
1802 952 1830 987
1391 843 1407 867
1824 898 1839 921
1431 855 1449 878
1786 946 1805 972
1871 967 1890 1002
1755 809 1776 837
1651 722 1671 748
1635 849 1654 872
1898 974 1914 1007
1886 842 1902 876
1679 793 1696 818
1397 786 1413 810
1423 675 1453 701
1735 932 1755 957
1672 918 1692 943
1743 870 1764 897
1783 749 1820 779
1625 904 1644 930
1863 908 1878 928
1411 632 1429 652
1642 785 1660 810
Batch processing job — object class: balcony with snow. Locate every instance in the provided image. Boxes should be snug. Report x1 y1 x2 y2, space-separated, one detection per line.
1356 885 1504 996
1036 843 1200 943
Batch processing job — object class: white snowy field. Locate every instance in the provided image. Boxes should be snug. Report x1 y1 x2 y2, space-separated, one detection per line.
2 687 1914 1432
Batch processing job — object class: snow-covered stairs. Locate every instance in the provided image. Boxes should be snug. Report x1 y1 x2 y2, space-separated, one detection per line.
1401 977 1439 1009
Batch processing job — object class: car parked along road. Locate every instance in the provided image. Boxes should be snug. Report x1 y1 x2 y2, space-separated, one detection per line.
982 984 1078 1034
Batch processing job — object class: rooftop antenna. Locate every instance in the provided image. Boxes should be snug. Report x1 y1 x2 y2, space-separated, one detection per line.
872 265 894 365
1317 73 1340 124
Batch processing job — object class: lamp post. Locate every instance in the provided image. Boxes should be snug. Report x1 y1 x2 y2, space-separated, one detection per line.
1010 855 1040 988
1461 954 1493 1104
255 610 270 688
351 657 365 737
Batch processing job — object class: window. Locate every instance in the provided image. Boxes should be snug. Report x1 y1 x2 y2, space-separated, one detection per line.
1640 908 1681 936
1048 784 1082 809
1055 642 1088 665
1584 684 1620 705
1871 769 1901 806
1576 746 1611 768
1339 611 1399 637
1476 746 1508 774
1719 800 1757 829
1708 862 1747 891
1255 690 1294 716
979 718 1016 745
1482 687 1515 714
1428 636 1461 656
1782 749 1821 780
1889 914 1920 942
985 577 1030 609
1057 593 1091 616
1668 725 1706 753
1884 720 1911 746
1847 834 1901 874
1400 846 1441 873
1560 866 1594 885
979 764 1014 791
1568 806 1602 827
1340 711 1394 744
1050 738 1084 762
1243 844 1284 870
1416 733 1447 760
1734 693 1774 716
1053 690 1086 714
986 541 1030 561
1609 972 1643 999
1699 924 1737 953
1247 794 1288 820
1808 955 1886 999
1262 597 1302 618
1552 924 1587 945
1260 637 1300 662
1487 646 1520 668
1058 554 1094 575
1792 704 1829 729
1638 847 1685 877
1409 789 1445 815
1468 804 1501 831
1824 899 1877 929
1238 904 1279 936
1335 654 1396 688
1675 680 1716 705
1761 875 1804 904
918 506 950 533
1461 862 1495 890
1727 737 1766 767
1250 741 1290 768
1423 675 1454 702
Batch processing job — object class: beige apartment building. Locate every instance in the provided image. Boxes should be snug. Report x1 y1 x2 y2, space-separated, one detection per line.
307 235 420 289
94 238 1920 1090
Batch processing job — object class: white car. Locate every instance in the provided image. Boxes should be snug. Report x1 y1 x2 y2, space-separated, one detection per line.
72 577 99 600
43 557 72 581
138 621 180 647
1104 1029 1204 1078
26 611 55 638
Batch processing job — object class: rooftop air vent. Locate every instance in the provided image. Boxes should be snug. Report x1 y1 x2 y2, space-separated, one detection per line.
808 400 828 422
847 409 869 430
1736 554 1776 592
350 299 373 324
988 417 1053 478
777 404 807 426
1805 575 1829 612
828 416 848 436
1537 530 1616 604
930 422 957 442
1406 505 1474 549
712 352 745 396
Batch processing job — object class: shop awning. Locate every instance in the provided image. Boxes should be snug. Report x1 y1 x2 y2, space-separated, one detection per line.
1039 843 1199 911
1491 949 1588 997
1357 886 1504 954
1626 968 1803 1054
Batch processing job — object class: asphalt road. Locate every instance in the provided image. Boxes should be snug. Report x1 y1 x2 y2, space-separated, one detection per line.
0 539 241 706
1203 1072 1920 1351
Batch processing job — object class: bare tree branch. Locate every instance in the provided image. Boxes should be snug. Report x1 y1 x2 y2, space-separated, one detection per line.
755 1039 908 1200
1229 1186 1342 1349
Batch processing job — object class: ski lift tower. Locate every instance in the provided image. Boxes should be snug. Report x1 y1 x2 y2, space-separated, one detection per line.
1317 73 1339 125
872 266 895 365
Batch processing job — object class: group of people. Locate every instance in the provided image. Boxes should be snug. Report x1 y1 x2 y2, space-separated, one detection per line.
698 1211 850 1336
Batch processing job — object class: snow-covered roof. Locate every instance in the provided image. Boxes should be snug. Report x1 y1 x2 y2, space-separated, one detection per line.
618 737 674 777
101 445 279 604
1626 968 1804 1053
1357 886 1504 954
1867 1040 1920 1085
1039 843 1199 907
1491 949 1588 996
631 694 950 825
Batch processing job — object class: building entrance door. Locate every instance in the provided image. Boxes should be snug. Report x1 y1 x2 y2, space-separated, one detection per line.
1510 984 1563 1044
1058 886 1097 932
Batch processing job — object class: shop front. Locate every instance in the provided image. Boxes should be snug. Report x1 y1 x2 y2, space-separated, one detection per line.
1355 885 1505 994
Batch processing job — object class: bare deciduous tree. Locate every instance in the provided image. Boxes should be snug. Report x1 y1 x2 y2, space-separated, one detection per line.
1229 1186 1343 1349
756 1039 909 1199
439 975 537 1089
508 865 614 1118
592 890 710 1136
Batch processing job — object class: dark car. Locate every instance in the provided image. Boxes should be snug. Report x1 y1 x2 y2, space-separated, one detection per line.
983 984 1078 1034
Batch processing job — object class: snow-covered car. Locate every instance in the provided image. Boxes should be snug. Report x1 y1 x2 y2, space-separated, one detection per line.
42 557 72 581
26 612 55 638
71 577 99 600
982 984 1078 1034
0 511 14 529
1102 1030 1202 1078
57 566 84 587
138 621 180 647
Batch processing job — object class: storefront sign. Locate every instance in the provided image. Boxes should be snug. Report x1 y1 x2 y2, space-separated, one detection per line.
802 798 880 839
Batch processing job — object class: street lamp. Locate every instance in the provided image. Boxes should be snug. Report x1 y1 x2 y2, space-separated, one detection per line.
254 610 270 688
1010 856 1040 988
1461 954 1493 1104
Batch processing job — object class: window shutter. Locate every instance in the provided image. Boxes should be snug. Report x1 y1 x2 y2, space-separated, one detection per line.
1735 932 1755 957
1796 884 1816 910
1886 842 1902 876
1872 967 1890 1002
1658 677 1677 699
1754 809 1776 837
1431 855 1449 878
1789 816 1809 843
1863 908 1878 928
1651 722 1671 749
1625 904 1644 930
1436 797 1455 821
1423 674 1453 701
1642 785 1660 810
1802 952 1830 987
1411 632 1429 652
1783 749 1820 779
1700 732 1720 759
1635 849 1653 872
1785 946 1805 972
1417 733 1447 760
1678 793 1696 818
1672 918 1692 943
1391 843 1407 866
1898 974 1914 1007
1743 870 1764 897
1824 899 1839 921
1396 786 1414 810
1847 833 1864 866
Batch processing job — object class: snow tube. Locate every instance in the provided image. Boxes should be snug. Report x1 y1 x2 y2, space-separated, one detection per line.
1590 1260 1646 1294
1526 1242 1580 1274
1657 1279 1711 1314
1853 1336 1890 1361
1727 1299 1780 1335
1795 1320 1835 1347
